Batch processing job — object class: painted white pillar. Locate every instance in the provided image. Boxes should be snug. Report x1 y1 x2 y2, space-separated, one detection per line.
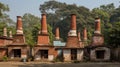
48 55 54 61
77 49 84 61
63 49 71 61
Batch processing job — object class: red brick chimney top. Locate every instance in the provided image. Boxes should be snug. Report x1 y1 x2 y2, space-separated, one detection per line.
17 16 21 18
42 13 46 16
55 27 60 40
68 14 77 36
71 14 76 16
95 18 100 22
16 16 23 34
41 14 48 34
83 28 87 41
71 14 76 30
94 18 101 34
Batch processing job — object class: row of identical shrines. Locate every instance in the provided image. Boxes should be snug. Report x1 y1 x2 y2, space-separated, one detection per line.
0 14 110 62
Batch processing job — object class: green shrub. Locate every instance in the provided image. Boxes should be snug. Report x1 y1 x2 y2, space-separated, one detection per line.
53 58 60 62
2 56 8 61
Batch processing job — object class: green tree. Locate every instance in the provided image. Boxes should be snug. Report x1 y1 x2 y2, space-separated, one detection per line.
0 2 9 16
106 22 120 47
0 2 15 36
92 8 110 23
22 13 40 47
99 3 115 15
110 6 120 22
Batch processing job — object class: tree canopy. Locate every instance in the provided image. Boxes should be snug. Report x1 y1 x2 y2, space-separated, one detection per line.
0 2 15 36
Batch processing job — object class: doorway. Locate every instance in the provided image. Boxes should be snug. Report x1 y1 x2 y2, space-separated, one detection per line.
13 49 21 58
40 50 48 59
57 49 63 61
96 50 105 59
71 49 77 60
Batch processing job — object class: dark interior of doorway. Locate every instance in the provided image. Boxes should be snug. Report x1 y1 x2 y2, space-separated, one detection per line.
13 49 21 58
71 49 77 60
96 50 105 59
40 50 48 59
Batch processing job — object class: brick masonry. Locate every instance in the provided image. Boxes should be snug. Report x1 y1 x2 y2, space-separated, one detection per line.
90 47 110 61
90 18 110 61
37 35 49 45
63 49 84 61
7 16 28 60
0 14 116 62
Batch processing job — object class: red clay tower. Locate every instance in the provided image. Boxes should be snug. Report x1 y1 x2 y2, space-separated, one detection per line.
94 18 101 34
16 16 23 35
34 14 55 61
41 14 48 35
90 18 110 61
83 28 87 41
7 16 28 60
69 14 77 36
55 27 60 40
91 18 104 46
63 14 84 61
37 14 49 45
65 14 79 48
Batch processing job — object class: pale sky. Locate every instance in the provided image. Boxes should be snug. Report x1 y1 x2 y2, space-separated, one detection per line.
0 0 120 21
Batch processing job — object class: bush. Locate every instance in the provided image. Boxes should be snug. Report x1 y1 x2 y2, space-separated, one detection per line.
2 56 8 62
84 56 90 61
52 58 60 62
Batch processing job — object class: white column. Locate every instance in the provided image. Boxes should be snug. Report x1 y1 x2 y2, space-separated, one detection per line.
77 49 84 61
63 49 71 61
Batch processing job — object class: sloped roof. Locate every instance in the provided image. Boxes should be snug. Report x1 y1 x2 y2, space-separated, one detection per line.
65 36 81 48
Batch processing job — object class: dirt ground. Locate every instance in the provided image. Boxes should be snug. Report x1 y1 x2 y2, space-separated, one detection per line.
0 62 120 67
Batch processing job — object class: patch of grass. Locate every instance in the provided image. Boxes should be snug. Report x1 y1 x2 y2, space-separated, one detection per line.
72 60 80 63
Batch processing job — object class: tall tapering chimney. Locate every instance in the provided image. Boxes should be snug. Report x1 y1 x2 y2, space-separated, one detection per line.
3 27 7 37
78 32 81 41
9 31 12 38
94 18 101 34
65 14 80 48
83 28 87 41
41 14 48 34
37 14 49 45
16 16 23 34
69 14 77 36
55 27 60 40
